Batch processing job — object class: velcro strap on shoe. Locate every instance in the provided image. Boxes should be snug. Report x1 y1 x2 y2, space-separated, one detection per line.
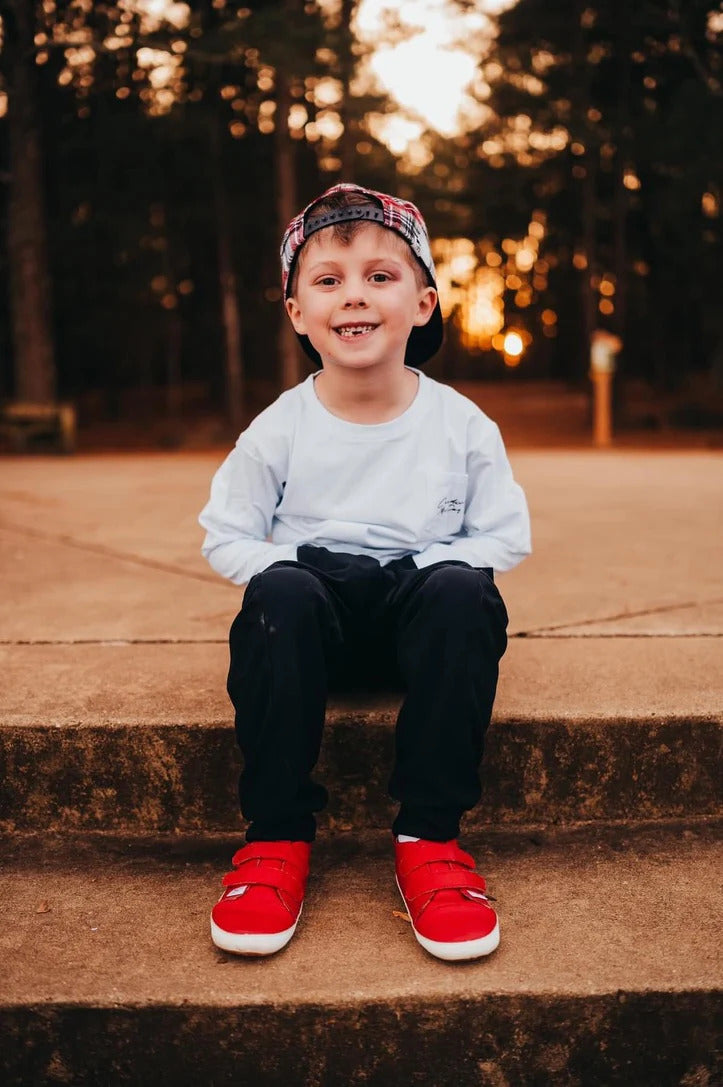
402 866 488 903
397 842 476 880
232 842 307 869
222 864 304 899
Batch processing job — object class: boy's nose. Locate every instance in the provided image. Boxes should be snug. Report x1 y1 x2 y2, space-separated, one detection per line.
343 295 368 308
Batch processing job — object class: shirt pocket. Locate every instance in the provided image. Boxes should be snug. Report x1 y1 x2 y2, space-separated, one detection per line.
422 470 468 537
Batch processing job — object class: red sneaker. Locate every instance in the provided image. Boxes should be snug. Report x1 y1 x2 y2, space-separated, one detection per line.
211 841 311 956
394 838 500 961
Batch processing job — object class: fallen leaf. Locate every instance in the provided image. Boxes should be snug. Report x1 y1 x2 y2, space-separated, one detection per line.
35 901 51 914
392 910 411 923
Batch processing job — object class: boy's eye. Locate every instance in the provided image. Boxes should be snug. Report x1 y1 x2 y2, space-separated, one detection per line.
370 272 391 283
316 276 338 286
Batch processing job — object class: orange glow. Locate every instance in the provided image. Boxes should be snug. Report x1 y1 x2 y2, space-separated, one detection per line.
502 328 527 366
432 228 549 359
350 0 518 160
515 247 536 272
119 1 190 34
288 104 308 131
503 331 524 356
702 191 719 217
315 110 344 142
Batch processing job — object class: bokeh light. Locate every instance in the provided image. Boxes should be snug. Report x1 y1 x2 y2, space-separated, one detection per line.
352 0 519 161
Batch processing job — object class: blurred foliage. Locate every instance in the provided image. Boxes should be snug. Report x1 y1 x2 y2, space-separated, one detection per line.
0 0 721 421
486 0 723 384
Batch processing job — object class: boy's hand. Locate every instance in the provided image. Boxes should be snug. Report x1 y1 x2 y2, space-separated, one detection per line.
297 544 381 577
296 545 389 614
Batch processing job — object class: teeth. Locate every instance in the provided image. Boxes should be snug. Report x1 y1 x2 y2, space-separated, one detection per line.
336 325 375 337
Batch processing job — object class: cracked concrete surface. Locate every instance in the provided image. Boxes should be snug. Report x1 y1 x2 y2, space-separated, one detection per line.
1 448 720 734
1 450 721 1086
1 449 721 642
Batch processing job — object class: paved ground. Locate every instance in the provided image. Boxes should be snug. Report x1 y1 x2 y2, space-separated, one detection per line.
1 448 722 721
1 447 721 1087
4 823 720 1004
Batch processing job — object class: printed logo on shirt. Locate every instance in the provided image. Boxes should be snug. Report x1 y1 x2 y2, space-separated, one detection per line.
437 497 464 515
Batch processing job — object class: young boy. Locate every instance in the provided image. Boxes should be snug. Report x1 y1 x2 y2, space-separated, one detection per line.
199 183 531 962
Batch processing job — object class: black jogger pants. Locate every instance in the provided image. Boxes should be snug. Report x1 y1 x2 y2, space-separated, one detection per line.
226 544 509 843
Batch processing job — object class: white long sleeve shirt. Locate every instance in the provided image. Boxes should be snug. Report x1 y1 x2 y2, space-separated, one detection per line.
199 368 531 585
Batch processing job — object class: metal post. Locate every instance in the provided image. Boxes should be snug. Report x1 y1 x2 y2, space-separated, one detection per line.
590 330 622 447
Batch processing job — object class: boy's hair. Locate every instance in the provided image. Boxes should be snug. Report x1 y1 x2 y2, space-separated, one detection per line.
287 190 427 296
280 182 444 368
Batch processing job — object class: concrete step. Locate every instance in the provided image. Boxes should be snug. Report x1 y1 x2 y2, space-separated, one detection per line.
1 641 721 834
1 821 720 1086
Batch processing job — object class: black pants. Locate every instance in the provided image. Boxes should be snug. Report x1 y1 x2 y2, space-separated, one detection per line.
226 544 508 843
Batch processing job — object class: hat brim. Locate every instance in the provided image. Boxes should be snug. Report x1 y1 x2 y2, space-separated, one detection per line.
295 300 444 369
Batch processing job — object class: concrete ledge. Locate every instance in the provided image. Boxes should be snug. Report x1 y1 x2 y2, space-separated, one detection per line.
1 714 720 833
3 637 722 723
3 995 720 1087
1 824 721 1086
1 639 720 832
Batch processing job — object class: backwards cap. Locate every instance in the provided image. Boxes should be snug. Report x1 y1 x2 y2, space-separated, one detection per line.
280 182 443 368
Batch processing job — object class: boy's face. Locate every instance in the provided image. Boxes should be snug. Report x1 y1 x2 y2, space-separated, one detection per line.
285 224 437 374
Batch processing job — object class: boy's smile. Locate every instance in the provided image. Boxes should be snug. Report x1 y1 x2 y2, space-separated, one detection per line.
334 322 378 339
285 225 437 374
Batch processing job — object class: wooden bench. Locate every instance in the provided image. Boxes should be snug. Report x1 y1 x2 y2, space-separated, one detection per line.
0 401 77 453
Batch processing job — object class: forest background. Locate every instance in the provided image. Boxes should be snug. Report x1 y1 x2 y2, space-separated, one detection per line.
1 0 721 445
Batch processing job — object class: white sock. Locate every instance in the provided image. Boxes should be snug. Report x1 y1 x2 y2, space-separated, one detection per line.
396 834 420 843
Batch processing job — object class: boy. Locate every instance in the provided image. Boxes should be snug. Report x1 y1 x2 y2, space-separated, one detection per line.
199 183 531 962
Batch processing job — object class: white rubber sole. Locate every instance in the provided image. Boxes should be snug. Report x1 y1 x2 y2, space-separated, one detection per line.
395 876 500 962
210 903 302 957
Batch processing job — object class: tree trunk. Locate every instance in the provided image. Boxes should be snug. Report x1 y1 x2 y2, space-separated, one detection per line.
210 115 245 433
5 0 57 403
574 0 596 380
275 56 301 390
612 1 631 348
580 153 597 358
164 306 183 443
156 198 184 445
612 157 628 342
337 0 356 181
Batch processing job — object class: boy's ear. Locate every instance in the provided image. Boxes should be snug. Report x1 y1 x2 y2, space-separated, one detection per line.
285 296 307 335
413 286 438 328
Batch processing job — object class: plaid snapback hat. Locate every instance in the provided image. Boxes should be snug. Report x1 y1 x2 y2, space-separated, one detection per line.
280 183 444 368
